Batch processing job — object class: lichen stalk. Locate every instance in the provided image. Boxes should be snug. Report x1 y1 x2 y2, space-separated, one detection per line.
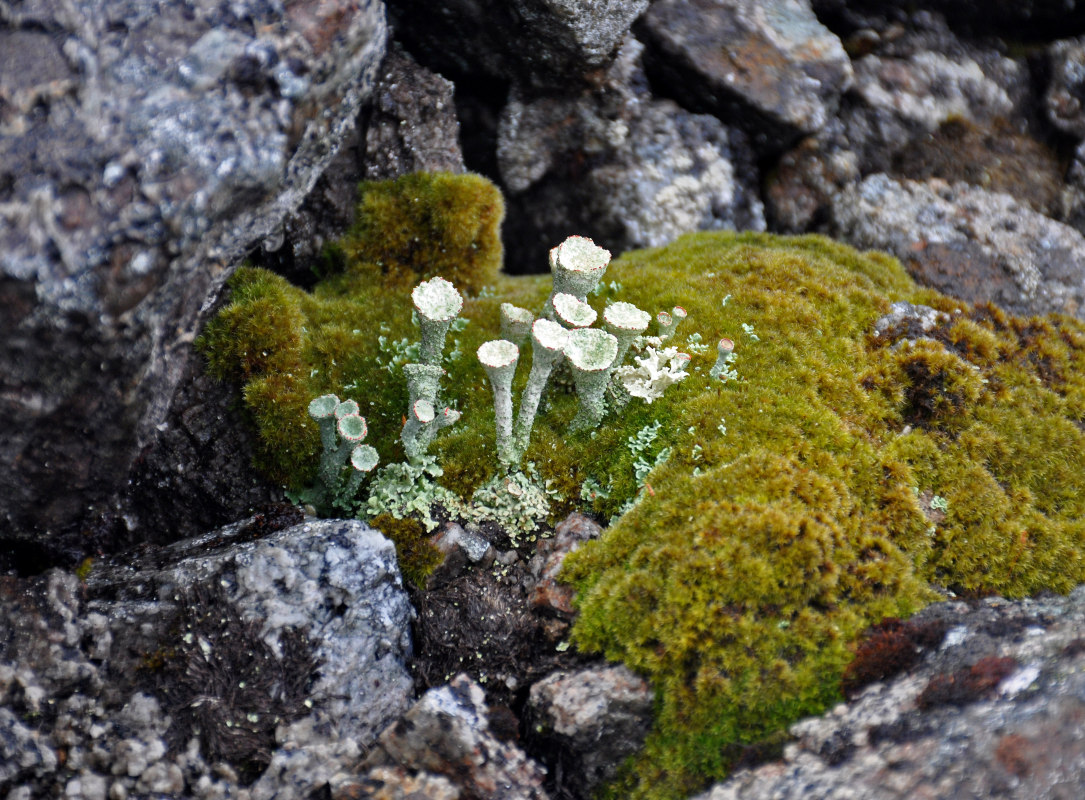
512 319 569 462
478 339 520 466
564 328 619 432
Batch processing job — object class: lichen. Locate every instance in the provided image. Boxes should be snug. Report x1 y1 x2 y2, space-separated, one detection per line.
199 175 1085 800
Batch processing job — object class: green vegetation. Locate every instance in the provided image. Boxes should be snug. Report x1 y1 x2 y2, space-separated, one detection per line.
199 172 1085 800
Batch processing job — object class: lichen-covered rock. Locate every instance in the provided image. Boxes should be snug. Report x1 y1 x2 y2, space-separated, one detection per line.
0 0 387 552
363 674 550 800
832 174 1085 319
766 16 1034 232
0 516 414 798
637 0 853 151
497 38 764 262
691 587 1085 800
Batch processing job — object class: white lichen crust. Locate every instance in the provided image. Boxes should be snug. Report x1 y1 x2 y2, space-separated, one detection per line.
614 346 691 404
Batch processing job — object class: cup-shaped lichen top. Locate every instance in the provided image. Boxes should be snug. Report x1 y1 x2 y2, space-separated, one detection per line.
412 399 436 424
308 394 339 420
604 301 651 366
532 318 569 361
413 276 464 365
500 303 535 346
351 444 379 472
553 293 597 329
478 339 520 383
412 275 463 322
565 327 619 375
335 399 360 419
337 413 368 443
549 235 611 299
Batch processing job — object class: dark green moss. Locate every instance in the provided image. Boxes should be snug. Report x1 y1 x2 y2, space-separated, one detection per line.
199 176 1085 799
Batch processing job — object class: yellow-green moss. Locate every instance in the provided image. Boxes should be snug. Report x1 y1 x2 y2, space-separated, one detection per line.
370 514 443 589
327 171 505 293
198 173 1085 800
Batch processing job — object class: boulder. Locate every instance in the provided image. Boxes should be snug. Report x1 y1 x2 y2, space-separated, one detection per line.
0 0 386 552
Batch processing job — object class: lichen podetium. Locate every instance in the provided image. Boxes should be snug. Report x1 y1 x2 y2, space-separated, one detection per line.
199 172 1085 800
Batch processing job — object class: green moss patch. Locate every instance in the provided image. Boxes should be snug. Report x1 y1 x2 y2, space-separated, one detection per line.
199 173 1085 800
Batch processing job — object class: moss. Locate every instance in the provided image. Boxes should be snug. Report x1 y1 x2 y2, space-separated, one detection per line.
328 171 505 293
370 514 443 589
199 174 1085 799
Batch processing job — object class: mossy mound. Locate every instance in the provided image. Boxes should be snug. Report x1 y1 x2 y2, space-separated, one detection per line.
198 173 1085 800
562 234 1085 799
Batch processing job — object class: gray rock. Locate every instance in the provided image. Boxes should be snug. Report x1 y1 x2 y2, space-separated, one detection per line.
0 0 386 548
691 586 1085 800
364 673 551 800
768 17 1030 231
0 516 413 799
637 0 853 152
498 37 764 263
527 664 653 794
387 0 649 89
1047 37 1085 138
90 517 415 744
832 174 1085 319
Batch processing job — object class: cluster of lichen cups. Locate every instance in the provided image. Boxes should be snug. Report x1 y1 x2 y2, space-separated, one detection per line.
301 234 694 532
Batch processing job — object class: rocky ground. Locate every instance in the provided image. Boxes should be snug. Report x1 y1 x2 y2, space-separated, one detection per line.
5 1 1085 798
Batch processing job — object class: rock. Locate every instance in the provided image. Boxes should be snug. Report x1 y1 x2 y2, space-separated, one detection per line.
1046 37 1085 138
767 16 1032 231
498 37 764 265
832 174 1085 319
637 0 853 152
363 673 550 800
0 516 414 799
386 0 649 89
526 664 653 795
691 587 1085 800
0 0 387 551
527 513 602 618
427 522 496 587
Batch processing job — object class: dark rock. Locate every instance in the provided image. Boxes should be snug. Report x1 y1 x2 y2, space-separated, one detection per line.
259 41 467 286
386 0 649 90
497 37 764 265
0 0 387 554
362 673 550 800
527 512 601 618
1046 37 1085 138
526 664 653 796
637 0 853 153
